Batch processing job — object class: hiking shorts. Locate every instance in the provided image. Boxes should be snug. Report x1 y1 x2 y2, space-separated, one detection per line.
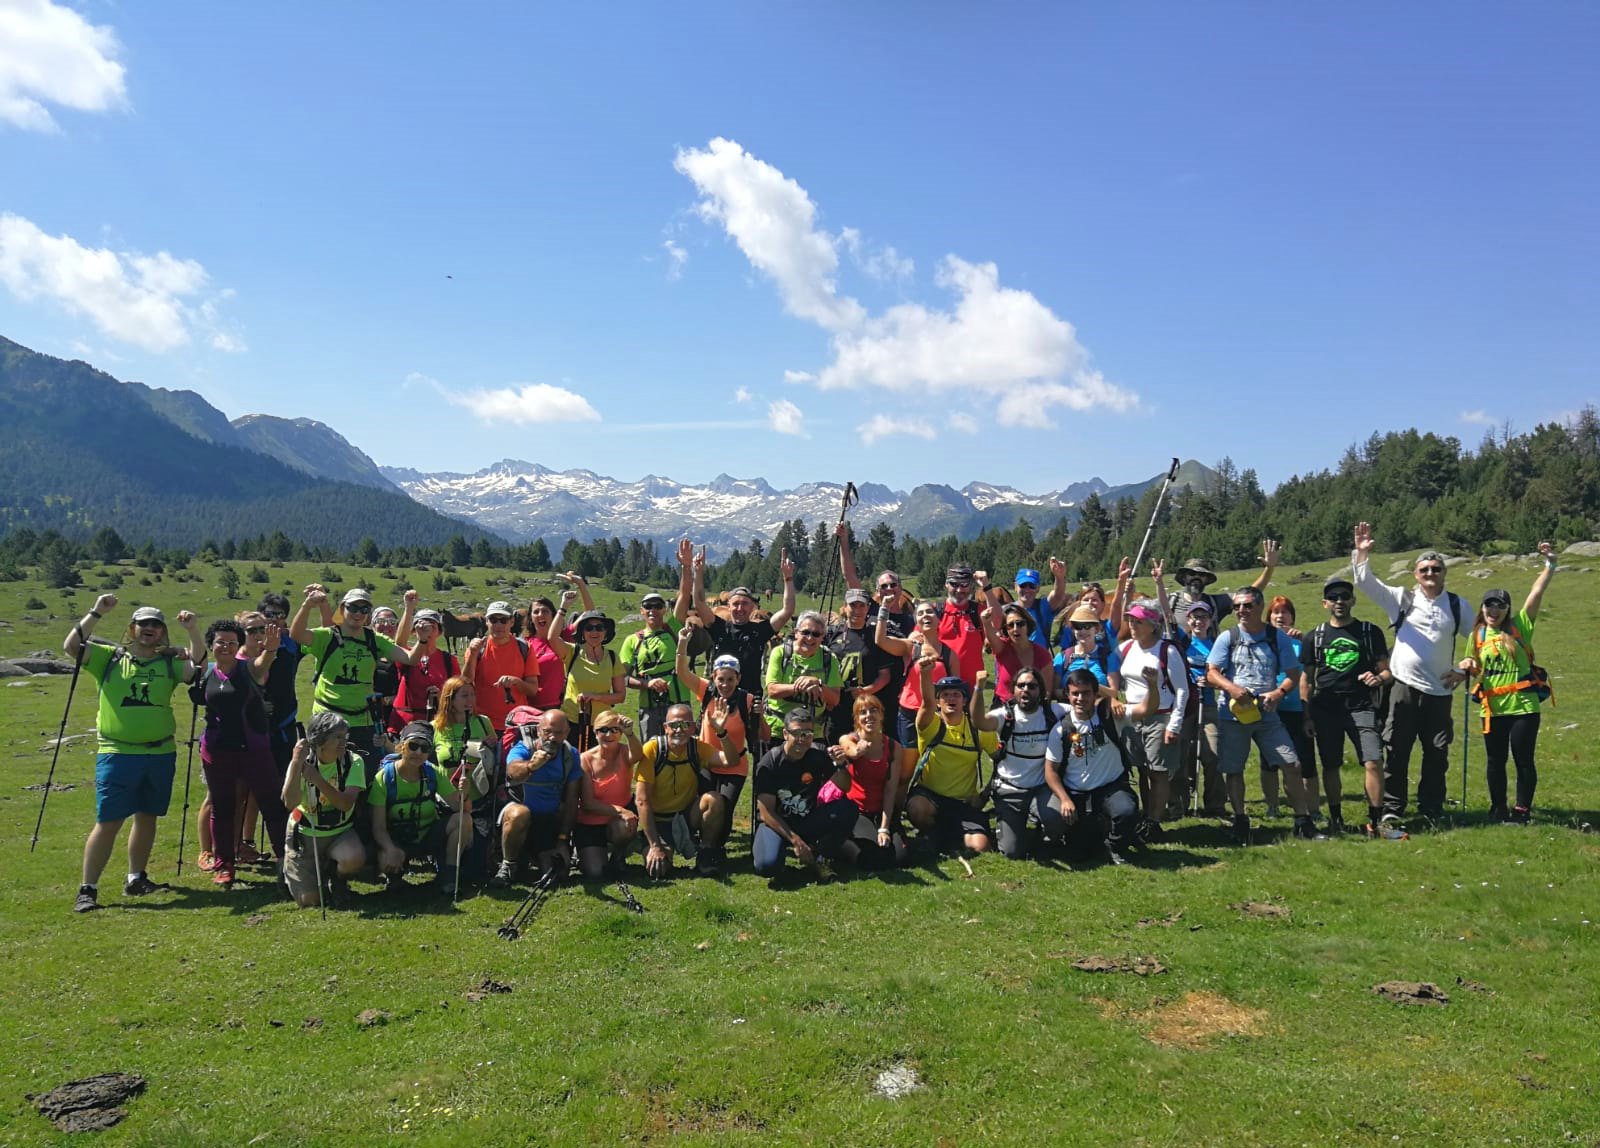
94 752 177 822
1217 717 1298 775
908 785 991 850
391 819 449 863
282 826 360 902
1122 717 1178 775
1310 701 1383 767
501 807 563 857
698 771 746 808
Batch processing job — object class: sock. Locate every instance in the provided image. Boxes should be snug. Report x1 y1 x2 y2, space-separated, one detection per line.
127 872 142 884
82 882 97 892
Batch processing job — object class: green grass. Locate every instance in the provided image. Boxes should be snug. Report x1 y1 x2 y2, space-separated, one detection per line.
1 553 1597 1145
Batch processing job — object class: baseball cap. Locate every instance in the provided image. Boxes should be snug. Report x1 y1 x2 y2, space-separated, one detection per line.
414 608 443 626
711 654 742 675
844 588 871 605
398 721 435 750
946 564 974 584
1322 578 1353 598
130 606 166 625
640 591 667 608
1481 588 1512 607
1015 567 1041 587
485 600 513 619
340 588 373 608
727 586 756 602
933 674 972 699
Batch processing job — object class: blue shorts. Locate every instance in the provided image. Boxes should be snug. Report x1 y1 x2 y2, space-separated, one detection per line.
95 752 178 822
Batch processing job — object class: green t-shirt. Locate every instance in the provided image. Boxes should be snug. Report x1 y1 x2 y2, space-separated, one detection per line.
292 751 367 837
368 759 456 841
433 715 496 800
85 643 190 754
1473 609 1541 719
620 618 690 712
307 627 401 727
763 643 845 736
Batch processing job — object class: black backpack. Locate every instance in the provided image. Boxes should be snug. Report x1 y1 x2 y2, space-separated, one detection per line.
310 628 380 686
1393 589 1465 640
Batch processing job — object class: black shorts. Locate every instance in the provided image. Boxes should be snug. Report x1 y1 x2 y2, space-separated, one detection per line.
698 771 746 807
501 806 563 856
909 785 992 850
573 822 610 851
392 819 449 862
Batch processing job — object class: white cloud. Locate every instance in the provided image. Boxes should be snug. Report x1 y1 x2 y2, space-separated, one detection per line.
841 228 913 282
858 414 937 446
210 332 247 353
1460 409 1495 426
448 382 601 426
674 137 864 332
767 398 807 436
0 212 223 352
948 412 978 434
662 239 688 281
734 386 753 404
676 140 1138 428
0 0 126 132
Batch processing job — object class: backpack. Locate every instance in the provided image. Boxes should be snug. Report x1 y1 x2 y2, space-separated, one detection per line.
1469 622 1554 730
1047 701 1133 782
1223 624 1282 682
907 717 984 796
1393 588 1465 640
1308 621 1385 680
777 637 837 682
378 756 443 827
311 627 380 686
1118 638 1179 697
649 734 706 792
298 751 358 833
499 704 545 763
994 700 1062 766
699 683 753 741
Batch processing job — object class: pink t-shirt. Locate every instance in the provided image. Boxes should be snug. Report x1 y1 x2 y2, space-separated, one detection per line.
528 637 565 710
994 642 1051 702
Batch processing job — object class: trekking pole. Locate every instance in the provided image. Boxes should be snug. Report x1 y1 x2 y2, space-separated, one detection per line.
29 625 90 852
615 878 644 914
815 482 859 623
175 702 199 876
294 721 328 922
498 863 559 939
1130 458 1181 581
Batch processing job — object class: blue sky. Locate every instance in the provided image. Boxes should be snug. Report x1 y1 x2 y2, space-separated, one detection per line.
2 2 1596 493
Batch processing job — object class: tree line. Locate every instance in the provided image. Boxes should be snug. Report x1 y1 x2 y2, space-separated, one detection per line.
3 415 1596 596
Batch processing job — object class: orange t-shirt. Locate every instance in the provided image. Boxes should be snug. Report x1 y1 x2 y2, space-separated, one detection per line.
474 638 539 731
697 687 752 777
577 749 635 826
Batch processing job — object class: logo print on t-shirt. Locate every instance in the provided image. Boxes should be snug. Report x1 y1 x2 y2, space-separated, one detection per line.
1325 635 1360 672
331 655 366 686
121 674 156 708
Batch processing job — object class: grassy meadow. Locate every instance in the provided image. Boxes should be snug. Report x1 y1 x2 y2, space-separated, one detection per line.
0 551 1596 1146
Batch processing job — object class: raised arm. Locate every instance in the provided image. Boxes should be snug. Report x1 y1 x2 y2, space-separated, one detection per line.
674 620 710 696
914 652 941 733
673 539 695 624
396 588 418 642
768 550 797 632
1350 521 1405 623
561 571 595 614
837 523 862 591
1250 539 1280 591
66 592 117 658
691 546 716 626
875 608 911 656
249 620 281 685
1109 556 1131 635
979 599 1008 657
1046 556 1072 613
969 671 1000 732
289 586 324 646
1524 541 1557 620
1150 559 1175 633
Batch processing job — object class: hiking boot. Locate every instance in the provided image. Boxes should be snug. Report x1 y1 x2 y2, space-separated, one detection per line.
212 867 235 888
124 872 163 897
1265 803 1281 820
197 850 220 873
237 841 265 865
382 872 407 893
1510 805 1532 825
1489 804 1510 823
1326 813 1345 836
73 885 100 913
1293 816 1325 840
489 859 516 889
1136 819 1167 845
1231 814 1252 845
322 874 351 909
1370 814 1409 841
433 866 458 893
1105 848 1129 867
694 846 723 877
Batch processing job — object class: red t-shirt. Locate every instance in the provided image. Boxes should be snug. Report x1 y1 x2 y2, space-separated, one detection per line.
939 601 986 685
847 736 897 816
994 642 1051 702
528 637 565 710
389 647 460 731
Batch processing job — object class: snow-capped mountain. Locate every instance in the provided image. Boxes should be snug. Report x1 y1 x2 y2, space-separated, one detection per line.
378 461 1198 556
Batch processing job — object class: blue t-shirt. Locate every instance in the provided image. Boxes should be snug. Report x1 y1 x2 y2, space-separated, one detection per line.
1207 625 1301 723
1020 598 1056 649
1277 636 1304 713
1178 631 1216 707
506 741 582 814
1053 642 1122 688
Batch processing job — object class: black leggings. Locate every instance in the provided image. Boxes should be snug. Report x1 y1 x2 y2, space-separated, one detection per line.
1483 711 1540 812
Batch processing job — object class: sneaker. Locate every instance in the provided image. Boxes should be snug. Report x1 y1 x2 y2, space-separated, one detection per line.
73 885 100 913
237 841 265 865
124 872 163 896
488 859 516 889
1489 804 1510 823
1293 816 1325 841
197 850 220 873
1265 803 1281 820
1371 814 1409 841
433 866 458 893
694 846 722 877
1510 805 1532 825
212 867 235 887
1104 848 1129 867
1231 814 1252 845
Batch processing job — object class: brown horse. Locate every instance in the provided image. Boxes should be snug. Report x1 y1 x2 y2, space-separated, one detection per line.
439 608 487 653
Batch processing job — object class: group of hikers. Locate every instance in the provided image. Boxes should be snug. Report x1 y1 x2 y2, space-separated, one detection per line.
63 523 1562 912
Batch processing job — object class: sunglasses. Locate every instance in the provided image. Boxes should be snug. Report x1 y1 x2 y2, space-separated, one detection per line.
406 739 431 751
878 581 899 590
1081 584 1104 594
596 727 623 737
785 727 814 739
665 720 693 730
581 623 606 633
1233 601 1258 611
796 629 824 639
1324 592 1353 603
1005 620 1031 631
1483 600 1509 610
1071 622 1099 631
244 625 266 635
642 603 665 610
488 616 511 623
262 610 287 620
345 604 372 614
1416 566 1443 575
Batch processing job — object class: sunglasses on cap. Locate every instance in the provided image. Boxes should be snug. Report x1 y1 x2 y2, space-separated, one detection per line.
1482 599 1509 609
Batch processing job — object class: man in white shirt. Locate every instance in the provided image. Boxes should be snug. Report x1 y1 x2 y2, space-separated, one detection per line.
1118 602 1189 843
1351 521 1469 825
1043 669 1139 865
970 667 1064 859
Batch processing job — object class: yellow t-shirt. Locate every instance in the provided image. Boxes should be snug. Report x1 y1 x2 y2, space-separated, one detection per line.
914 717 997 802
634 737 716 816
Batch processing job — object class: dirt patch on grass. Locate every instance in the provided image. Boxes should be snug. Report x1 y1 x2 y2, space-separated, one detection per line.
1373 981 1449 1006
640 1089 766 1137
1140 992 1267 1049
1231 900 1289 920
464 976 513 1003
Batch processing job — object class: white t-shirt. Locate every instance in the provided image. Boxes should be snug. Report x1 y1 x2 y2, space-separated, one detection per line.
987 701 1061 790
1352 558 1463 696
1117 638 1189 736
1046 715 1124 792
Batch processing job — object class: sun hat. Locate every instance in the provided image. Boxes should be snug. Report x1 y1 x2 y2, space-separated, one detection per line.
1176 560 1218 587
340 588 373 607
1125 602 1162 625
945 564 974 584
130 606 166 625
573 610 616 644
1066 602 1102 626
933 674 972 699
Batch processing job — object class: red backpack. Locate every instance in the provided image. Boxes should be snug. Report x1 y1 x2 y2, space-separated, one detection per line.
499 704 544 763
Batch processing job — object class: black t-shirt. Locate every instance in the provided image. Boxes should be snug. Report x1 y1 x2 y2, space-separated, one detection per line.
753 744 840 822
709 616 778 695
203 660 270 750
1304 620 1389 710
262 635 304 729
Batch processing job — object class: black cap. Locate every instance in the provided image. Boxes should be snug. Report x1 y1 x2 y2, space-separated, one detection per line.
1481 588 1512 607
1323 577 1354 597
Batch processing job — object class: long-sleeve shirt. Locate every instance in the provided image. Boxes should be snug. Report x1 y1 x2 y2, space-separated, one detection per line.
1352 555 1462 696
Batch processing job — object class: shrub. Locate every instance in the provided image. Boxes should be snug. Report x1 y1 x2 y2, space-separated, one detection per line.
248 566 271 584
24 596 46 610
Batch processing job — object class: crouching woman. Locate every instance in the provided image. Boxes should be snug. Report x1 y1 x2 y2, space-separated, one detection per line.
282 711 368 908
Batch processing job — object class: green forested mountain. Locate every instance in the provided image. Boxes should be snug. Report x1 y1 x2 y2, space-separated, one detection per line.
0 336 496 549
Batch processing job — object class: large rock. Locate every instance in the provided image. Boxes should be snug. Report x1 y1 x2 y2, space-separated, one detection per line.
0 660 31 678
10 657 73 675
1562 541 1600 558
